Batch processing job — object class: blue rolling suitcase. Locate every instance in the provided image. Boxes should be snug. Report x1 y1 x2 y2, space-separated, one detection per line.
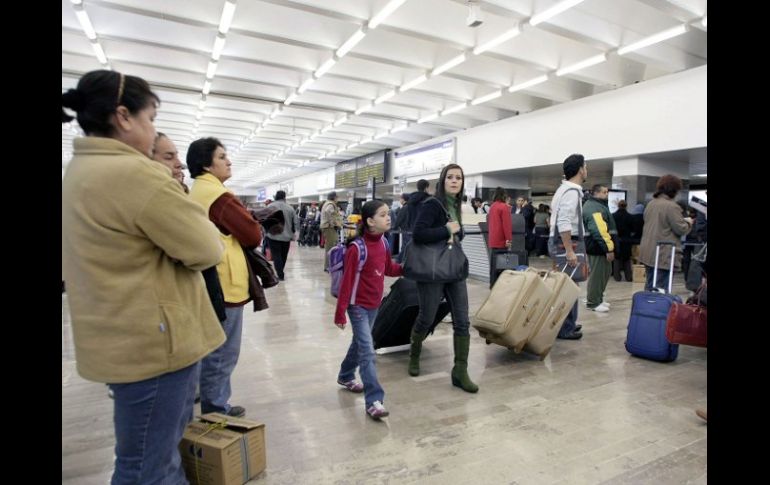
625 242 680 362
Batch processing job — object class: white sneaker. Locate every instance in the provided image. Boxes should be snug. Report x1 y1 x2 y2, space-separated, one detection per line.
584 298 610 308
366 400 389 420
589 303 610 312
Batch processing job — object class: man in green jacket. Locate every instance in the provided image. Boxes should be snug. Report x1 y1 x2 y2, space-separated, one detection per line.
582 185 617 312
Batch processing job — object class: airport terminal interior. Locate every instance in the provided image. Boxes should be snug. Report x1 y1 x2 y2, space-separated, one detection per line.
62 0 707 483
63 250 707 484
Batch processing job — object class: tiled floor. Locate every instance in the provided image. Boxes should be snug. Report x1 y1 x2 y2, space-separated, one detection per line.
62 247 707 484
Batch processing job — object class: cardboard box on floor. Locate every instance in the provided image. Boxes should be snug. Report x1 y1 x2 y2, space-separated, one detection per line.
632 264 646 283
179 413 266 485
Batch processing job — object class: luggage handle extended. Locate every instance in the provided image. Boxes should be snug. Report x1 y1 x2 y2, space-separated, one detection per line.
558 260 585 280
652 241 676 294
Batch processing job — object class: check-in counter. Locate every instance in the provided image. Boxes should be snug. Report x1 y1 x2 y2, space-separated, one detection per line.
461 220 489 283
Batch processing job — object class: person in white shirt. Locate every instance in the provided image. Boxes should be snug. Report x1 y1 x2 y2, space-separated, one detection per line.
548 153 589 340
461 194 475 215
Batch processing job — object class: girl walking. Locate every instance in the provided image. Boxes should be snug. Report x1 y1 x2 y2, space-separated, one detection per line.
334 200 403 420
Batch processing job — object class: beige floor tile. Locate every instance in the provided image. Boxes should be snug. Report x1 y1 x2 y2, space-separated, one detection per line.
63 247 706 484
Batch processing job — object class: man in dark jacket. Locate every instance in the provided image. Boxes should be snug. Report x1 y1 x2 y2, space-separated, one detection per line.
393 193 410 261
394 193 409 230
406 179 431 230
582 184 617 312
612 200 634 281
265 190 299 281
398 180 431 262
522 199 536 253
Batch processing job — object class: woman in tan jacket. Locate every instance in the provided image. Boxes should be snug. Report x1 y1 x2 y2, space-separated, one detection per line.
62 70 225 484
639 174 693 291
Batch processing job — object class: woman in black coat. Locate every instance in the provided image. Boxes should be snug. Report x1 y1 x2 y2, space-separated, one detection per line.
408 163 478 393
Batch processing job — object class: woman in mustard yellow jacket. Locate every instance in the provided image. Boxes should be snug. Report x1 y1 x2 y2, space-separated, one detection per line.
62 70 226 484
188 137 264 419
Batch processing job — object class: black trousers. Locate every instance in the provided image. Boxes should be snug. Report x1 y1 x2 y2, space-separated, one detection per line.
267 238 291 278
612 258 633 282
534 227 549 256
414 280 470 337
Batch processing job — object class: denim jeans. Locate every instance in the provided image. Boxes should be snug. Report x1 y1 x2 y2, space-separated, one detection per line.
387 231 397 256
414 280 470 336
558 300 579 337
109 362 199 485
645 265 671 292
338 305 384 407
200 305 244 414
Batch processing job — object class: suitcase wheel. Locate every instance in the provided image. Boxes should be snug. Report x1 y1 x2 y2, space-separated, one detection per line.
485 339 491 345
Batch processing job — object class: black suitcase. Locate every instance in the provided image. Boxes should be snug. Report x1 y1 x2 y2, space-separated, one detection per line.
510 213 527 253
489 249 529 288
372 278 450 349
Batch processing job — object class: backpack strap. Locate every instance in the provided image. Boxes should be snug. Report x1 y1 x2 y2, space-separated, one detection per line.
350 238 367 304
349 236 390 304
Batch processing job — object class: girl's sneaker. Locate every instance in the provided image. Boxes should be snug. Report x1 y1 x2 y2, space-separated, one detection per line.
337 378 364 393
366 401 389 420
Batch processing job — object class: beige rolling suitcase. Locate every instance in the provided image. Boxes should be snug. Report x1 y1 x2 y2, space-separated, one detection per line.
472 269 551 352
524 271 580 360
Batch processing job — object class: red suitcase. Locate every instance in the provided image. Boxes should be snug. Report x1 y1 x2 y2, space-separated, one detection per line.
665 286 707 348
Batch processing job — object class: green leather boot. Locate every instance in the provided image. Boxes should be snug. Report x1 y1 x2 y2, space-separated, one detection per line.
451 335 479 393
408 329 427 376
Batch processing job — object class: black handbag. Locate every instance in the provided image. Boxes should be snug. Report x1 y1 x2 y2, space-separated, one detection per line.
491 249 525 272
402 199 468 283
403 238 469 283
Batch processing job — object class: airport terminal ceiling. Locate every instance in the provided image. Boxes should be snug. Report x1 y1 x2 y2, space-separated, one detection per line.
62 0 707 191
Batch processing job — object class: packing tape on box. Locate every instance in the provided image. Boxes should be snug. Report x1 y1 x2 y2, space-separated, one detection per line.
239 434 251 482
193 419 228 484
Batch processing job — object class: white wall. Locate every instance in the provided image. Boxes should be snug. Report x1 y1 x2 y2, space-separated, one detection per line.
266 183 280 199
613 157 689 179
316 167 335 191
291 173 318 198
265 166 337 200
231 186 262 196
457 65 706 173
